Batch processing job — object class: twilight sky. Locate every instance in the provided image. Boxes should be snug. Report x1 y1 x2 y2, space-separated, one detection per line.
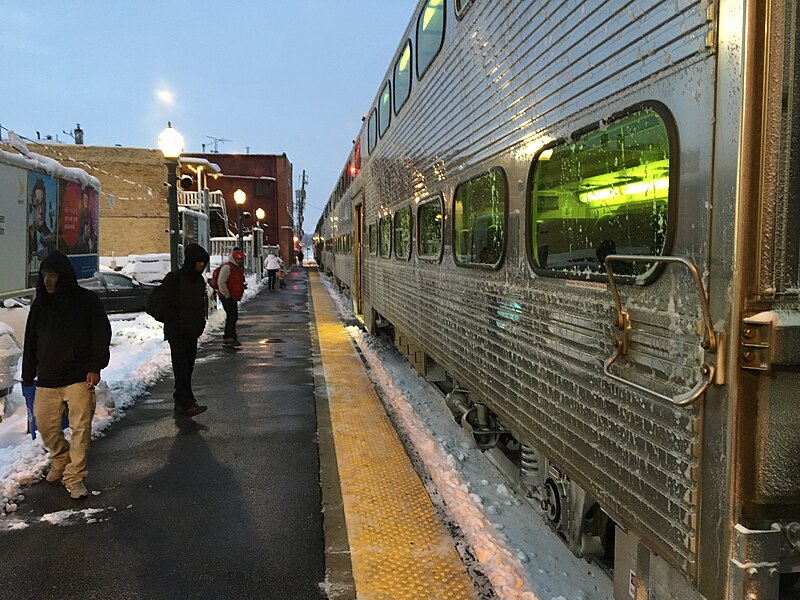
1 0 419 230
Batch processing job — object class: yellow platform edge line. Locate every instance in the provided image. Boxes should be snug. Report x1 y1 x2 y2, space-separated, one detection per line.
309 272 478 600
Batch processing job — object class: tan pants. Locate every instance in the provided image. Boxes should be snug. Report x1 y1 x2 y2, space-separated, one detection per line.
34 382 96 486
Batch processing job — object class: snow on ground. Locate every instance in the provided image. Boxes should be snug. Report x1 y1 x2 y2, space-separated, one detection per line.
0 270 613 600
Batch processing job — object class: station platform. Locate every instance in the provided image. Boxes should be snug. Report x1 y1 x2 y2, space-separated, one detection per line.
0 267 485 599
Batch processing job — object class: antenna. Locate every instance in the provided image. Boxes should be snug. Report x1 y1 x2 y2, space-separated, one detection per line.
204 135 231 153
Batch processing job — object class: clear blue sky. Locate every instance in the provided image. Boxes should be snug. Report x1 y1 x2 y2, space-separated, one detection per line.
1 0 419 230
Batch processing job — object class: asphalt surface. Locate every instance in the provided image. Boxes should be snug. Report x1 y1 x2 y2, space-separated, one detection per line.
1 268 325 599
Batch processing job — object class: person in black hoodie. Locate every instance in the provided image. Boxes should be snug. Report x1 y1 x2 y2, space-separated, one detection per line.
160 243 210 417
22 251 111 500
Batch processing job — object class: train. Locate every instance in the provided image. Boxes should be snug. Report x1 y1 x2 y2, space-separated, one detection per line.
314 1 800 598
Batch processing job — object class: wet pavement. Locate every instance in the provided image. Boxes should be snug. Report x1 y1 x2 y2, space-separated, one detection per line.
1 269 325 599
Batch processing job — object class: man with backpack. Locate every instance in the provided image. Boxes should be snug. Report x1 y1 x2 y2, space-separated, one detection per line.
215 248 245 348
151 243 210 417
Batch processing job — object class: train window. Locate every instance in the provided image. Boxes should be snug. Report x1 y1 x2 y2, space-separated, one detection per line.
394 41 412 114
368 108 378 153
417 196 443 260
379 217 392 258
528 106 672 279
455 0 471 15
393 206 412 260
379 82 391 137
416 0 445 79
369 223 378 254
453 169 507 267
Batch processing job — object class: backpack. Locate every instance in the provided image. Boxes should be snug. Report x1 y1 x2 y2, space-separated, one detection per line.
209 265 223 290
145 283 169 322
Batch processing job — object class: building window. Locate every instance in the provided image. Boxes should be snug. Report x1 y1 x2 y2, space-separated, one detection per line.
528 105 672 278
379 216 392 258
416 0 445 79
454 168 507 266
379 82 392 138
368 108 378 153
393 206 412 260
254 180 273 197
417 196 443 260
394 41 412 114
369 223 378 254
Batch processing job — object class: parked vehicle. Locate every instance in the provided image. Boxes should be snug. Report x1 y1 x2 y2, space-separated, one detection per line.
80 272 156 314
120 254 170 284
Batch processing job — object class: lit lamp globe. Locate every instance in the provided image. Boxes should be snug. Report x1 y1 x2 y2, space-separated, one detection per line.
234 189 246 206
158 122 183 158
255 208 265 221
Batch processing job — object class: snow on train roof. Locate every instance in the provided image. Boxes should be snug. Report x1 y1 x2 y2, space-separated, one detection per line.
0 132 101 190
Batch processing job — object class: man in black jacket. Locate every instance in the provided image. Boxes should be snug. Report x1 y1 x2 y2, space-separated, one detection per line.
161 243 210 417
22 251 111 500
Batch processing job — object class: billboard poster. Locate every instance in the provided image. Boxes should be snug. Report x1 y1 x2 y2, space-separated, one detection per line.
58 180 99 279
0 163 29 294
27 172 58 287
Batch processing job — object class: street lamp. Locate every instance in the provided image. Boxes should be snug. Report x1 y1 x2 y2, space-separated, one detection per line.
255 207 265 227
158 122 183 272
233 188 246 249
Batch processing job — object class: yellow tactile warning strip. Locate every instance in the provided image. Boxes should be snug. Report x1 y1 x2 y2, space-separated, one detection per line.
309 272 479 600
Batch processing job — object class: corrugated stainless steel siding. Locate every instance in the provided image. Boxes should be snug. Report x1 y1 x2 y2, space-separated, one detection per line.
337 0 714 575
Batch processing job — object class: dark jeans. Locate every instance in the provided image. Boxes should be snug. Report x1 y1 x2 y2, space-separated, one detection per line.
221 296 239 339
267 269 278 290
168 333 199 411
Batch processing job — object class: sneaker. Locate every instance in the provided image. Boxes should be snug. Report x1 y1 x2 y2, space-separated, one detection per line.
46 466 64 483
176 403 207 417
65 481 89 499
231 338 242 347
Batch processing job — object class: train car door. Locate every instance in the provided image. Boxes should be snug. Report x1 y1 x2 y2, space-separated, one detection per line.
353 198 363 316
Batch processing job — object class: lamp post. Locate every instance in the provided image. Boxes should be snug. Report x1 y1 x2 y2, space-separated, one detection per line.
255 207 265 231
158 122 184 272
233 188 246 250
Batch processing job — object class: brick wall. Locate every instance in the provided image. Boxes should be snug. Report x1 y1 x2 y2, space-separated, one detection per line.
28 144 169 256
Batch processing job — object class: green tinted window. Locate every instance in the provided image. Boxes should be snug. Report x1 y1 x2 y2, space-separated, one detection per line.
454 169 506 266
368 109 378 153
417 196 443 259
394 42 412 114
379 82 391 137
416 0 445 79
369 223 377 254
379 217 392 258
529 107 670 277
393 207 412 260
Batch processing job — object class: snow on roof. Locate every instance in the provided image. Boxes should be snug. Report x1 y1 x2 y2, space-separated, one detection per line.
0 137 101 190
178 157 222 174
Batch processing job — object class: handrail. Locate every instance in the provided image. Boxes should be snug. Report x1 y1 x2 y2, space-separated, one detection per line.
602 254 718 407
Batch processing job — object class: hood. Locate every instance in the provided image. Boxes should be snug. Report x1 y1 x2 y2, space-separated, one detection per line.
182 243 210 273
37 251 78 296
228 249 245 264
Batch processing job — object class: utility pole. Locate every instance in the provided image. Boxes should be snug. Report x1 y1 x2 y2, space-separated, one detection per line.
296 170 307 237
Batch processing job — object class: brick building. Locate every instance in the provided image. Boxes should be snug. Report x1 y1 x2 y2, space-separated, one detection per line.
9 144 170 257
10 144 295 264
184 153 295 261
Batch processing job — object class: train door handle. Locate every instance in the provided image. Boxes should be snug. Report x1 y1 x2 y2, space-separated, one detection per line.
602 254 721 407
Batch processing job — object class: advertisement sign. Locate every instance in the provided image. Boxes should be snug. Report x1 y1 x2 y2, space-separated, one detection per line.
0 163 29 294
58 180 99 279
27 172 58 287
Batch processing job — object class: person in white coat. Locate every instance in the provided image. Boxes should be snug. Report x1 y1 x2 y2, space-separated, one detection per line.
264 251 283 291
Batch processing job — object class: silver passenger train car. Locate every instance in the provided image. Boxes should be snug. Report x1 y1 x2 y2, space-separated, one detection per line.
315 1 800 598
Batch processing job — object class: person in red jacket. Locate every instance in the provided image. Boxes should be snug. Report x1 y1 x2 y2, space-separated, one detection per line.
218 248 245 348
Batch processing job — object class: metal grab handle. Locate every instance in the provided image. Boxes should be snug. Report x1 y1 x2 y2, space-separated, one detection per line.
602 254 718 407
604 344 716 406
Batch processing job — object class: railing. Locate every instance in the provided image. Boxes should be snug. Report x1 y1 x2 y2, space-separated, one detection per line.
178 190 226 211
210 229 264 278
